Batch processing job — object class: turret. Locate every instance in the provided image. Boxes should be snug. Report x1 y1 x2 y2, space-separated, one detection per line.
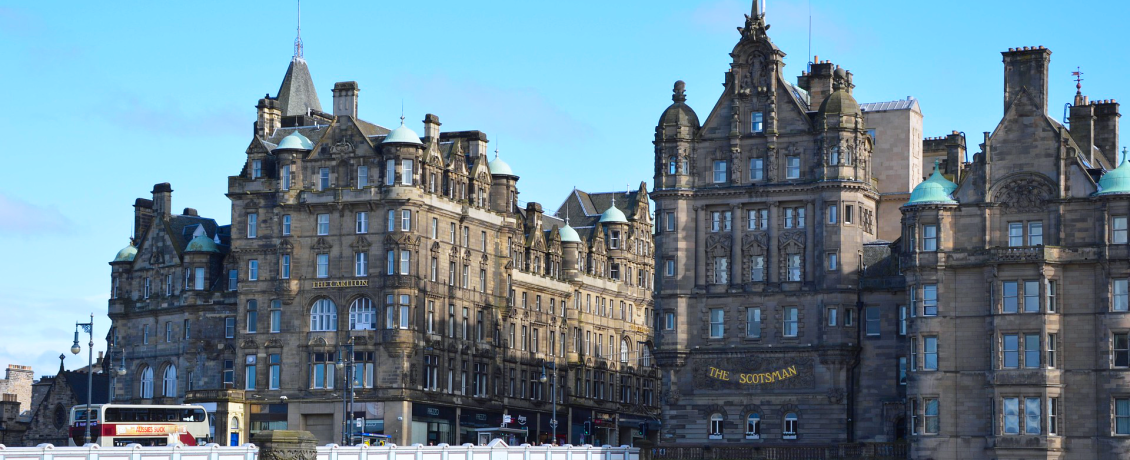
381 119 425 188
655 81 699 190
489 152 518 213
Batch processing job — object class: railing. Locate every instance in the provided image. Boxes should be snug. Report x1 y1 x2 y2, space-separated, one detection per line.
649 443 907 460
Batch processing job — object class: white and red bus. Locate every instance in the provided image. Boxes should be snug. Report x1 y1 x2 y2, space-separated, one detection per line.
69 404 212 446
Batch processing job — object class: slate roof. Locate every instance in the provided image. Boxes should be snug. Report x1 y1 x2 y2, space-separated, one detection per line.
555 189 642 228
859 98 920 112
277 57 323 117
60 371 109 406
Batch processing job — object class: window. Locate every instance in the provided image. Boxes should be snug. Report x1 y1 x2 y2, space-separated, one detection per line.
865 307 880 336
349 298 375 330
923 337 938 370
1003 334 1019 368
750 158 764 181
665 312 675 330
1029 221 1043 246
244 356 256 390
1115 333 1130 368
317 214 329 235
1048 398 1059 435
316 254 329 278
356 212 368 233
713 160 727 183
1003 281 1019 313
746 307 761 338
751 255 765 282
827 307 838 327
830 147 839 165
138 365 154 398
281 254 291 279
450 223 456 243
400 251 411 275
310 298 337 331
270 300 281 333
1047 280 1057 313
709 309 724 338
665 211 676 231
310 352 335 389
144 278 151 299
783 413 797 439
1008 222 1024 247
1114 216 1128 244
1116 398 1130 435
783 307 798 337
399 295 411 330
143 324 150 344
268 354 281 390
165 321 172 342
225 317 236 338
402 210 412 231
709 413 723 438
402 160 414 185
610 229 621 248
1025 397 1041 434
282 215 291 235
166 274 173 296
751 112 763 133
1024 280 1039 313
924 398 939 434
1024 334 1040 368
922 225 937 251
281 165 291 191
844 308 854 326
162 365 177 397
711 211 732 232
1116 279 1129 311
1047 333 1057 368
827 253 838 271
899 305 907 335
194 267 205 290
385 159 396 185
898 357 907 385
910 338 917 371
844 205 854 225
223 360 234 386
827 205 838 224
786 156 800 179
247 300 258 333
424 355 439 391
787 254 801 282
1003 397 1020 434
354 252 368 276
664 259 675 277
248 259 259 281
314 167 332 191
713 257 729 284
183 319 191 339
252 160 262 179
748 208 768 230
745 413 761 439
922 285 937 316
247 213 258 238
357 165 369 187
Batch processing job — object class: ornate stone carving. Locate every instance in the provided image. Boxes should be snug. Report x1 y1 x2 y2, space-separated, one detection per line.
826 387 845 403
330 141 355 155
996 178 1053 214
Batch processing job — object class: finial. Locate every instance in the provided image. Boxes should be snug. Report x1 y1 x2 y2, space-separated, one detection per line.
934 159 940 171
1073 67 1084 94
1122 147 1127 165
400 100 405 125
611 194 617 208
293 0 303 59
672 81 686 103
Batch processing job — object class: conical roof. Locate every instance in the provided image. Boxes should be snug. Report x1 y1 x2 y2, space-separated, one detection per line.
559 224 581 243
1096 150 1130 196
277 57 322 117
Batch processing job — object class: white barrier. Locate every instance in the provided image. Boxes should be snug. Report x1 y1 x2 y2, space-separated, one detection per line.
0 440 637 460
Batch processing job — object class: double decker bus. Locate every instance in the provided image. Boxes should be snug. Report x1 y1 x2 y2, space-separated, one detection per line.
69 404 211 446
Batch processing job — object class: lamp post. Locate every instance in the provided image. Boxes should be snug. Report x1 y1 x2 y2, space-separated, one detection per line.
539 360 559 445
108 331 127 403
71 314 94 446
335 338 356 446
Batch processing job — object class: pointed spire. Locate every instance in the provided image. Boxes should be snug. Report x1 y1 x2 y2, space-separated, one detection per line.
752 0 765 18
294 0 303 59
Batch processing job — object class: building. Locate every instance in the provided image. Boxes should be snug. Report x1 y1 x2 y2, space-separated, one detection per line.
108 42 657 447
0 365 34 417
651 2 910 446
860 97 924 241
21 357 108 447
902 46 1126 459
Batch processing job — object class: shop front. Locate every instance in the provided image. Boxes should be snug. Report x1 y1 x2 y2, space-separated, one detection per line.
570 409 592 446
410 404 456 445
458 408 504 445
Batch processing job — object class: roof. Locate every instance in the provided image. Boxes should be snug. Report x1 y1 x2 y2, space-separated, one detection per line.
906 166 958 206
112 243 137 263
599 205 628 223
860 98 919 112
60 371 109 406
1096 153 1130 196
819 89 861 116
277 57 323 117
382 123 423 145
489 155 515 176
277 131 314 150
185 235 221 253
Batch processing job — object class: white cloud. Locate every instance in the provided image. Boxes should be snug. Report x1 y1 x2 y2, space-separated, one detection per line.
0 193 72 235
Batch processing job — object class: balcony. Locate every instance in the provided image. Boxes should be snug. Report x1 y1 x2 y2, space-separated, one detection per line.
990 368 1062 386
932 245 1100 268
991 435 1063 451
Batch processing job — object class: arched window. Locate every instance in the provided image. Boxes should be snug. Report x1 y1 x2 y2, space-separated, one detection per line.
349 298 375 330
139 365 154 398
230 416 240 430
640 344 653 367
709 413 724 438
783 412 798 439
310 298 337 331
620 338 631 364
162 364 177 397
746 413 761 439
668 158 677 175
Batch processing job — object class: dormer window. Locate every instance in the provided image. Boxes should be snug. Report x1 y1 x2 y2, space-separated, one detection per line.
252 160 263 179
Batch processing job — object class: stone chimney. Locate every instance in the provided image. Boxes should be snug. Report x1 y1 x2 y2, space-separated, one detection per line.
151 183 173 216
332 81 359 119
1002 46 1051 114
133 198 154 240
798 59 835 108
1069 94 1096 164
423 114 441 141
1094 99 1121 166
256 95 281 138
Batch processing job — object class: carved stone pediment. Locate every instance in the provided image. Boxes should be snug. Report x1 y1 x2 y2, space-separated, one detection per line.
311 237 332 251
350 235 371 251
278 239 294 252
996 177 1053 214
742 232 767 251
779 231 805 247
330 141 355 155
240 339 258 349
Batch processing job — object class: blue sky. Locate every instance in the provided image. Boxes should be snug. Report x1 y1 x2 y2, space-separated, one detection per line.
0 0 1126 377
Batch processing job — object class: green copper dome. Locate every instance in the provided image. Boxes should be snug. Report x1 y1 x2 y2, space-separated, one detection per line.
185 235 221 253
559 224 581 243
599 205 628 224
489 155 514 176
276 132 314 150
383 122 423 145
906 161 958 206
113 243 137 262
1096 151 1130 196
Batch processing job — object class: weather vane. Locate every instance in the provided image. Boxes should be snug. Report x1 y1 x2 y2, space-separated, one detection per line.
1072 67 1083 94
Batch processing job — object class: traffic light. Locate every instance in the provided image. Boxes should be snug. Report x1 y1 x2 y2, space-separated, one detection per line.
583 420 591 436
638 422 647 436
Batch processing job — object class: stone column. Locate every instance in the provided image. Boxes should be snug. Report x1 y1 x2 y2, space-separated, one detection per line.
252 430 318 460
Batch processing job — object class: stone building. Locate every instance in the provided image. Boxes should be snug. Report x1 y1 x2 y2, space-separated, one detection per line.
20 358 108 447
902 46 1126 459
860 98 924 241
107 46 657 447
651 2 909 446
0 365 34 417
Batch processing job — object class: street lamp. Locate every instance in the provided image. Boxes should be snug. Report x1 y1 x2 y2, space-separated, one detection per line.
108 331 127 403
540 360 559 445
335 338 356 446
71 314 94 446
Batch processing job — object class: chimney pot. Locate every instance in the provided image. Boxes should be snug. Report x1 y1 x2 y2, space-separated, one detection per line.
332 81 359 119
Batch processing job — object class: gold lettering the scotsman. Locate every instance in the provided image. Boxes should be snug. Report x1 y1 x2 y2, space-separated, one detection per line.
311 280 369 289
702 364 799 385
